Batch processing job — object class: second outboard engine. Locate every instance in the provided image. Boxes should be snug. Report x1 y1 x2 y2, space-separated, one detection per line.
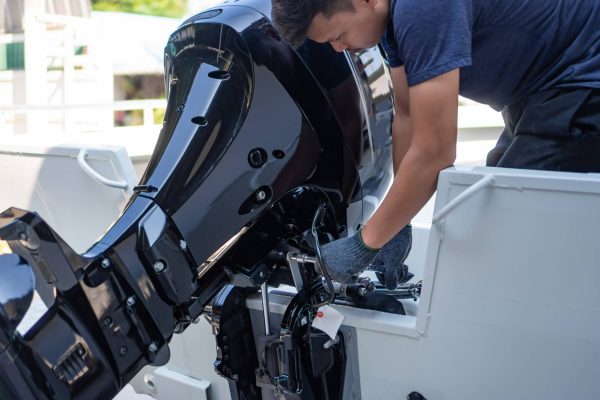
0 1 398 398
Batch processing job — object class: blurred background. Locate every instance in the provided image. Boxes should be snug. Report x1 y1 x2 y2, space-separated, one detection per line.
0 0 502 169
0 0 227 171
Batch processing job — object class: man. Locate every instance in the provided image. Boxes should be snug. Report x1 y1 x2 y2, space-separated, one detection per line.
271 0 600 284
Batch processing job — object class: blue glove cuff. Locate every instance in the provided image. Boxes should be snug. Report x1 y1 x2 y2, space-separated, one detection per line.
357 228 380 252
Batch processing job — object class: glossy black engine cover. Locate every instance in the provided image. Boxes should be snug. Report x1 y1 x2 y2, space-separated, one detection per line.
137 1 394 269
138 7 335 268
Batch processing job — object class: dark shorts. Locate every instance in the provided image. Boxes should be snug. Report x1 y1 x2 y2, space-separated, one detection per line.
486 88 600 172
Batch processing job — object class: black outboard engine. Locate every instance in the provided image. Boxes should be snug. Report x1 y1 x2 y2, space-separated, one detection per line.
0 1 397 398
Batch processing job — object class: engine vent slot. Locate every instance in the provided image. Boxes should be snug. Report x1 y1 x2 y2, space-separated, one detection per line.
208 70 230 80
191 116 208 126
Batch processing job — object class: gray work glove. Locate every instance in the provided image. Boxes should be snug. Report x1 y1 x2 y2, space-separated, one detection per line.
368 224 412 289
320 229 379 284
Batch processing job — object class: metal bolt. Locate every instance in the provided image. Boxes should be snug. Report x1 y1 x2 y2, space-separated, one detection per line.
259 271 264 278
323 339 334 349
18 232 27 241
248 148 267 168
101 259 111 269
255 190 266 202
148 342 158 353
179 240 187 251
153 261 166 273
358 287 368 296
119 346 128 357
127 296 136 307
103 317 112 327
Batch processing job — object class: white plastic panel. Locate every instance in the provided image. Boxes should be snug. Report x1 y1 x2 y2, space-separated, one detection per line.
142 367 210 400
353 166 600 399
0 144 138 253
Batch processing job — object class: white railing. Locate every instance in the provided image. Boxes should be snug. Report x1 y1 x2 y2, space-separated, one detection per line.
0 98 165 115
0 99 166 134
0 33 25 45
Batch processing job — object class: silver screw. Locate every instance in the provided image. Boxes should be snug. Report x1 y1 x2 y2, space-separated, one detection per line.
127 296 136 307
179 240 187 251
101 259 111 269
153 261 166 273
255 190 266 201
18 232 27 241
323 339 335 349
148 342 158 353
358 287 368 296
259 271 264 278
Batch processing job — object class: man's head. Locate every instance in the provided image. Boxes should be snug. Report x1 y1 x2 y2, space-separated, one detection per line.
272 0 389 52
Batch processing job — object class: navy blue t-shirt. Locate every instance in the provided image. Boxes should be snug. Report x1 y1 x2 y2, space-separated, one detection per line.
382 0 600 110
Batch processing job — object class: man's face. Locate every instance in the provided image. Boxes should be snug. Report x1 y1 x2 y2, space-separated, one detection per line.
306 0 388 53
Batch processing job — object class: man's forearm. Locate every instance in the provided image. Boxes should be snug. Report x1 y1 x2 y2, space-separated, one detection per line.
362 146 450 248
392 112 412 174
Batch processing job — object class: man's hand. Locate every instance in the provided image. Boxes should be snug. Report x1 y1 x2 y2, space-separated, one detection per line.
320 230 379 284
368 224 412 289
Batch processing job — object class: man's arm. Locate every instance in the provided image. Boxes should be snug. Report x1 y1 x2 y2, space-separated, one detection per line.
362 69 460 248
390 66 412 173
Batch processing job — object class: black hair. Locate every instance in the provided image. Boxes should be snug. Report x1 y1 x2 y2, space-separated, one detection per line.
271 0 355 47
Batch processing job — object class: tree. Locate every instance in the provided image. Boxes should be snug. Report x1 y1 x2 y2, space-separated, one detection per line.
91 0 186 18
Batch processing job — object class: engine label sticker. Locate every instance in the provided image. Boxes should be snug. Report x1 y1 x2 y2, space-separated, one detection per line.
312 305 344 340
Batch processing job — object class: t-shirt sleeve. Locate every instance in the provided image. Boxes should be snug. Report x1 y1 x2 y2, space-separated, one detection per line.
391 0 473 86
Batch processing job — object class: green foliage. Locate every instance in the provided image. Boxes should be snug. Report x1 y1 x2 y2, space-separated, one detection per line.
91 0 186 18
